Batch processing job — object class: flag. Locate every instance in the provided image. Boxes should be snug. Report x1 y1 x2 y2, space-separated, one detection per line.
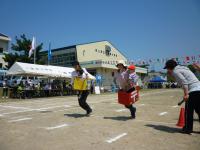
48 42 52 61
185 56 190 61
29 37 36 57
191 56 195 61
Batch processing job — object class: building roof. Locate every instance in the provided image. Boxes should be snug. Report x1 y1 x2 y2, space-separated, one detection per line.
0 33 11 41
42 40 128 58
0 33 9 38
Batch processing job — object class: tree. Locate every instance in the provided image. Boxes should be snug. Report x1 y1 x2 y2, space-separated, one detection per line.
3 34 44 69
167 73 175 82
187 64 196 73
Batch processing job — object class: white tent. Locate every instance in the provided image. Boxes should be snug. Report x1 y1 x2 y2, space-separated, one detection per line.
7 62 95 80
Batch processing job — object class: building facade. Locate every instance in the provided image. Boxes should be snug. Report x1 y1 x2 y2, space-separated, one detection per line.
42 40 147 88
0 33 11 69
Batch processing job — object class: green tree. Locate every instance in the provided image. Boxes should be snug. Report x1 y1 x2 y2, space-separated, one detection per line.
167 73 175 82
3 34 44 69
187 64 196 73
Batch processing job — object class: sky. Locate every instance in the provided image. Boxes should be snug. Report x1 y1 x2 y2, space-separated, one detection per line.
1 0 200 69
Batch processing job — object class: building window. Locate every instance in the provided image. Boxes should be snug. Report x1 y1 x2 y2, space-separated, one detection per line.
0 48 3 53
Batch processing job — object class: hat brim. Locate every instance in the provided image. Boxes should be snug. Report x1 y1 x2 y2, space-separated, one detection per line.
116 63 126 67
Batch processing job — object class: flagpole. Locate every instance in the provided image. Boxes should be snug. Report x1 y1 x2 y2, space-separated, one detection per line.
48 42 51 65
34 37 36 64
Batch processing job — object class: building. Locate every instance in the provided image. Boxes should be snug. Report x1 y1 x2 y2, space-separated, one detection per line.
41 40 147 89
0 33 11 69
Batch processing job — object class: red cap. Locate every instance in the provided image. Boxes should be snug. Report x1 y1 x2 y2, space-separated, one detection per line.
128 65 136 70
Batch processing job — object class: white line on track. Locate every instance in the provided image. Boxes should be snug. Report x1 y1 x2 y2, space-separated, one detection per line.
137 104 145 106
0 105 71 116
172 105 178 108
1 109 34 115
159 112 168 116
115 109 128 112
106 133 127 143
45 124 68 130
8 117 32 123
36 105 71 111
0 105 31 110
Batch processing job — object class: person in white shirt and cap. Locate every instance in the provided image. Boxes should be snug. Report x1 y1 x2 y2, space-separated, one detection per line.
164 59 200 134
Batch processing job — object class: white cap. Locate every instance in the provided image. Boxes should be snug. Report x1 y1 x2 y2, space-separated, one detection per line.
116 60 126 67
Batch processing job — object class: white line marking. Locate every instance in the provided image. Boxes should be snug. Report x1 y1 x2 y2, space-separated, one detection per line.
36 105 70 111
45 124 68 130
159 112 168 116
0 105 70 115
8 117 32 123
1 109 35 115
0 114 3 117
106 133 127 143
138 104 145 106
0 105 31 110
115 109 128 112
172 105 178 108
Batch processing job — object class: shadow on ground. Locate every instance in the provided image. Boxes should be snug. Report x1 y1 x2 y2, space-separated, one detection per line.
64 113 87 118
104 116 131 121
145 124 181 133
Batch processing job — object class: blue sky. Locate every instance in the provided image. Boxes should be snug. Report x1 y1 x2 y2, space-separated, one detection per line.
1 0 200 66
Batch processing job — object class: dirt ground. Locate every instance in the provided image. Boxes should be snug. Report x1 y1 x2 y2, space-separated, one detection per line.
0 89 199 150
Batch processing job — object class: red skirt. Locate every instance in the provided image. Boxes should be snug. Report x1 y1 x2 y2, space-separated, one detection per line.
118 90 139 105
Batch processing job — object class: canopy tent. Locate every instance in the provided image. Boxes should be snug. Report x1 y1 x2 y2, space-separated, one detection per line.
7 62 96 80
149 76 166 83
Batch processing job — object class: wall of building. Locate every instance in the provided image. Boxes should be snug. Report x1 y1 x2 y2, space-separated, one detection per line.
76 41 127 67
0 40 9 52
0 39 9 68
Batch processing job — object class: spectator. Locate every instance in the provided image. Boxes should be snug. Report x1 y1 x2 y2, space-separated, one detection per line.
2 79 9 98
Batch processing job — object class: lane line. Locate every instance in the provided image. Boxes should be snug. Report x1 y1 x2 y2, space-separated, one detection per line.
0 105 31 110
45 124 68 130
8 117 32 123
36 105 71 111
159 112 168 116
115 109 128 112
137 104 145 106
172 105 178 108
0 105 71 116
106 133 127 143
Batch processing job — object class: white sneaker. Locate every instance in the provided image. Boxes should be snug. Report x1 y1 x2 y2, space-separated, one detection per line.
6 97 8 99
2 97 4 99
